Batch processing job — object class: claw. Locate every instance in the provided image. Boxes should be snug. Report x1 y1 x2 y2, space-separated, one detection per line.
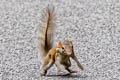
58 68 61 72
40 71 47 76
40 72 46 76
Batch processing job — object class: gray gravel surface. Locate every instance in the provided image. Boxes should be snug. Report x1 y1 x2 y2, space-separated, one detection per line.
1 0 120 80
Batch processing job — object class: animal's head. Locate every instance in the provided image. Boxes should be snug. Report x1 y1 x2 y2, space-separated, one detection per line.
62 40 73 56
56 40 73 56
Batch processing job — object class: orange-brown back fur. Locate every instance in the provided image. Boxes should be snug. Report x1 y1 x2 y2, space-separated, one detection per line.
45 41 62 61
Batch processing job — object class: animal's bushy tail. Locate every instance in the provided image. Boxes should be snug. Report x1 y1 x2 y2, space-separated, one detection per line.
37 5 55 62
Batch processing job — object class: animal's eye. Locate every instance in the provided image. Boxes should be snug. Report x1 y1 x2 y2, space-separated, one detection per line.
72 46 73 48
62 46 64 49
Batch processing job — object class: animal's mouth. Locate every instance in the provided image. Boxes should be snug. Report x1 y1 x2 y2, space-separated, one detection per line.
67 52 72 56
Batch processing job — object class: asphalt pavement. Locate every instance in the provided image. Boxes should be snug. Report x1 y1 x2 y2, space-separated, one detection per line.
1 0 120 80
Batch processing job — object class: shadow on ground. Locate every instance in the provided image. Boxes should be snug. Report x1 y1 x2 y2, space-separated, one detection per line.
46 73 88 78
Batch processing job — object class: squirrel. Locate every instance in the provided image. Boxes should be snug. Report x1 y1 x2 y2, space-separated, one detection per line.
38 5 84 76
56 40 84 73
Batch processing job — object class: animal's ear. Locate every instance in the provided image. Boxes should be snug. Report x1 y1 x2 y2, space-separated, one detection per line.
57 41 62 48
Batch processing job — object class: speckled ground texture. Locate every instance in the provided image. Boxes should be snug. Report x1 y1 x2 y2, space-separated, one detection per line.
1 0 120 80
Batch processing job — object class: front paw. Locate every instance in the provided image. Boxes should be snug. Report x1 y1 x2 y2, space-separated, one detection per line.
70 70 78 73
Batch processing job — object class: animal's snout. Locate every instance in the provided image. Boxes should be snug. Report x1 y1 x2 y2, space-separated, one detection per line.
66 50 72 56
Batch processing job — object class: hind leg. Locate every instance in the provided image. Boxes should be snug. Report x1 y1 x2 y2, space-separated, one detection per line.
41 60 54 76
